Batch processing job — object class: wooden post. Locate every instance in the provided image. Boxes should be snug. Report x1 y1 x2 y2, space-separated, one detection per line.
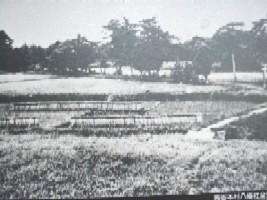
232 53 237 82
93 117 95 127
262 64 267 89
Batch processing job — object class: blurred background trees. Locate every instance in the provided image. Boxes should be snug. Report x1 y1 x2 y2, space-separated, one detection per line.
0 17 266 77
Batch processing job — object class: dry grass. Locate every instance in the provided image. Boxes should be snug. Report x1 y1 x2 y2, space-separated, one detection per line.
0 74 266 198
0 74 54 83
0 134 266 198
0 76 227 95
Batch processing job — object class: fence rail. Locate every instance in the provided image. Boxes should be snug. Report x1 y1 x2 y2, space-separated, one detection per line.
208 72 264 82
70 114 202 127
0 117 39 127
12 101 150 111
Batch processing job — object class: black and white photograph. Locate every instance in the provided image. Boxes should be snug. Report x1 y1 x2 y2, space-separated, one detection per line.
0 0 267 199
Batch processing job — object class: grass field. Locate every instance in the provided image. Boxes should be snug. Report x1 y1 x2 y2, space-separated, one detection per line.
0 74 228 95
0 73 267 198
1 73 266 96
0 73 55 83
0 78 227 95
0 134 266 198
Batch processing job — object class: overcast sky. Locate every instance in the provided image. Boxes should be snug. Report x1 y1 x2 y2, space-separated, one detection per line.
1 0 267 47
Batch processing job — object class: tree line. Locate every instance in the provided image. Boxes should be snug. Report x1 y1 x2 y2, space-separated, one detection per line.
0 18 267 76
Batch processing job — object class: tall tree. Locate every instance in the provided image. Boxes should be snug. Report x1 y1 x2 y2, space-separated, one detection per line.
0 30 13 71
251 18 267 65
28 45 46 68
45 35 98 74
212 22 260 72
9 45 31 72
44 41 63 72
188 36 215 79
103 18 138 74
133 17 174 75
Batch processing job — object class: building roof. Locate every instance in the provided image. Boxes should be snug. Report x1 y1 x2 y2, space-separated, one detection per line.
161 61 176 69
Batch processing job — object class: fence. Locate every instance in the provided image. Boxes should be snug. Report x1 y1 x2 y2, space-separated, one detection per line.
12 101 149 112
0 93 108 103
0 117 39 128
70 114 202 132
208 72 263 83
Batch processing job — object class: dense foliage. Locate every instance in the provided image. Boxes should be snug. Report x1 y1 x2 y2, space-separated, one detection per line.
1 18 267 75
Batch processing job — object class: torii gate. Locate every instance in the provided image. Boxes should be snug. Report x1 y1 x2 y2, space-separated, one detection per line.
262 64 267 89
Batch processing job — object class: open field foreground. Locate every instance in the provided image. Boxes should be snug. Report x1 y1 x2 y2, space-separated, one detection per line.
0 134 267 198
2 2 267 198
1 74 267 198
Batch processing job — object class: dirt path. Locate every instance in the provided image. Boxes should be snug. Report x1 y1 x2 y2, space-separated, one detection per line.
186 102 267 140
